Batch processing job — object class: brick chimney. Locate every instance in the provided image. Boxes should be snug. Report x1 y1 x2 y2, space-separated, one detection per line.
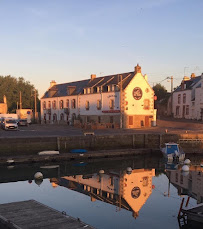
50 80 56 88
134 64 141 74
191 73 195 79
91 74 96 80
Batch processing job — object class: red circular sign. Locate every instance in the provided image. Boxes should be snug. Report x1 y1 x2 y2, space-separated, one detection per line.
133 87 142 100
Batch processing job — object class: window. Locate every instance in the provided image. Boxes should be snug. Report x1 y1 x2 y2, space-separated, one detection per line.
48 101 51 109
85 101 90 110
43 101 46 110
71 99 76 109
129 116 133 125
98 116 101 123
142 177 149 187
144 99 150 110
53 113 57 122
97 87 102 93
87 88 91 94
66 99 69 108
52 100 56 109
175 173 178 182
176 106 180 115
109 99 114 110
183 93 186 104
60 113 64 121
110 116 113 123
186 105 189 115
178 94 181 104
97 100 101 110
84 88 87 94
59 100 64 109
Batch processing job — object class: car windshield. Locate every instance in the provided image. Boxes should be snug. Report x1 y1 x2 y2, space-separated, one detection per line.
166 145 178 154
6 120 17 124
20 120 27 122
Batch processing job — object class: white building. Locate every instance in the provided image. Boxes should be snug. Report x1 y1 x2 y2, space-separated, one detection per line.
171 73 203 120
41 64 156 128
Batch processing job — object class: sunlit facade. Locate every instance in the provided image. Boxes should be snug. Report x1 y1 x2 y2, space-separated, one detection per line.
40 65 156 128
50 168 155 219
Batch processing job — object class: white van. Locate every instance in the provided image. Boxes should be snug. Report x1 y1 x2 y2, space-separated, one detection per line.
1 118 18 130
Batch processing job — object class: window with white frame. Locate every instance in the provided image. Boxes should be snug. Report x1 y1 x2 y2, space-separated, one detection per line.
48 101 51 109
109 99 114 110
183 93 186 104
59 100 64 109
85 101 90 110
71 99 76 109
97 100 101 110
144 99 150 110
66 99 69 108
52 100 56 109
178 94 181 104
43 101 46 110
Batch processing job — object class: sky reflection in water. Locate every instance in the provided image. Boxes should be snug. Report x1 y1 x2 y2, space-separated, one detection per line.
0 155 202 229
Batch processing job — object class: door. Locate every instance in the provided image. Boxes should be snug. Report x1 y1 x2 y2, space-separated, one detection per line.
145 116 149 127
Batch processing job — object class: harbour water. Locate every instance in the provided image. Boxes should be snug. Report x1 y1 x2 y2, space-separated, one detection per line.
0 154 202 229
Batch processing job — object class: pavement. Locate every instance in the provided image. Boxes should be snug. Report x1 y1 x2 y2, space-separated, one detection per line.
0 118 202 138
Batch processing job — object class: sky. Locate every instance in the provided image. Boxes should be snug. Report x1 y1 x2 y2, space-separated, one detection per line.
0 0 203 97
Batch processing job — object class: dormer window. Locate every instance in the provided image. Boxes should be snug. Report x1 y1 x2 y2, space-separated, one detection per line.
84 88 87 94
67 86 76 95
97 87 102 93
87 88 91 94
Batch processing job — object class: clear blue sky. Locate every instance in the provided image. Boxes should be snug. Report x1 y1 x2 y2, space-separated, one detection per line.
0 0 202 96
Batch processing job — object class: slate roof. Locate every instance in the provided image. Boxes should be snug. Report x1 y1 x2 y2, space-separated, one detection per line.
174 75 202 92
42 71 135 99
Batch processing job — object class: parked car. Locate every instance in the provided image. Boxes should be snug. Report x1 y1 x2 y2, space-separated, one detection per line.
1 118 18 130
18 119 28 126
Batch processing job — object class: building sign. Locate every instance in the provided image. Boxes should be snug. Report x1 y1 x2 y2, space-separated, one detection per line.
131 186 141 199
107 95 117 98
133 87 142 100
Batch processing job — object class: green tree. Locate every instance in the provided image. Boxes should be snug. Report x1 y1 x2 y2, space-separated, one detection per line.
0 75 39 113
153 83 168 101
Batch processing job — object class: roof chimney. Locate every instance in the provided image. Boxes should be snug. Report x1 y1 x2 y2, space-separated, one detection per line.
183 76 190 81
50 80 56 88
191 73 195 79
91 74 96 80
134 64 141 74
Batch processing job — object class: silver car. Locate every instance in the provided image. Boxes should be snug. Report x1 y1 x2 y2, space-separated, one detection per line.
1 118 18 130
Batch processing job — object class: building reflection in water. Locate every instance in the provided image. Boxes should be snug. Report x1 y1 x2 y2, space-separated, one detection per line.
165 164 203 204
50 168 155 219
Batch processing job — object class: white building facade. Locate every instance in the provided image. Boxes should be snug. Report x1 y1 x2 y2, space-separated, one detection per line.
171 74 203 120
41 65 156 128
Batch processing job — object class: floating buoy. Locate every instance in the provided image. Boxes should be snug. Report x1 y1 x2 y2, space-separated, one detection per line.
34 172 43 180
34 179 43 186
126 167 132 174
182 165 190 172
184 159 191 165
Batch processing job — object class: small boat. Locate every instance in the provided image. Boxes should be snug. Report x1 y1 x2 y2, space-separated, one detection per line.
160 142 185 162
70 149 88 154
38 151 59 155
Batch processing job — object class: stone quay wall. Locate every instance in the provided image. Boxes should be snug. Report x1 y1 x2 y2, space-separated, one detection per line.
0 133 202 157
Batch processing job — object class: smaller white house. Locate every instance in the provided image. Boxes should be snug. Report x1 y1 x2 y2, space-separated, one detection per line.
171 73 203 120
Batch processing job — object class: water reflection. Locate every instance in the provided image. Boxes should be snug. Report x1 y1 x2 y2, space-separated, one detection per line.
166 163 203 204
50 168 155 219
